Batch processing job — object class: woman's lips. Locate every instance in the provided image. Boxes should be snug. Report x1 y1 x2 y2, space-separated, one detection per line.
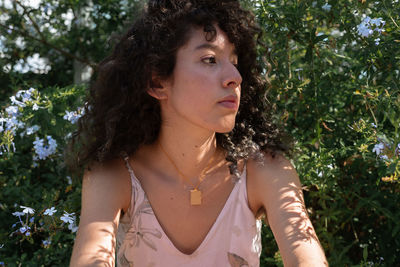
217 95 239 109
218 100 238 109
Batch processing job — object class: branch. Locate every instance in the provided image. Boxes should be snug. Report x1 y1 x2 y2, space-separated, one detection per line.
0 23 97 69
15 0 46 41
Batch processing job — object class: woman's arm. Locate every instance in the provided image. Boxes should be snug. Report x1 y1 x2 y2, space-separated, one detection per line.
70 161 131 267
248 153 328 267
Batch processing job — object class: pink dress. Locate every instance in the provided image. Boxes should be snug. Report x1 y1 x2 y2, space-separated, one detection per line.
117 155 262 266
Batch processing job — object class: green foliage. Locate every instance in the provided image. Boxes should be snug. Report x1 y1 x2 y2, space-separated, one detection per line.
254 0 400 265
0 0 399 266
0 85 85 265
0 0 145 97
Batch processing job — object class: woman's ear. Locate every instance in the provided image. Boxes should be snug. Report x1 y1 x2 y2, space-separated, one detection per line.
147 76 170 100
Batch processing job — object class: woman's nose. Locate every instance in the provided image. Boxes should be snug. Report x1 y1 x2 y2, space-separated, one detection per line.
222 63 242 88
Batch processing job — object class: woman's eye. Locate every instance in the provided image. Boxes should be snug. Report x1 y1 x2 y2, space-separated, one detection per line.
202 56 217 64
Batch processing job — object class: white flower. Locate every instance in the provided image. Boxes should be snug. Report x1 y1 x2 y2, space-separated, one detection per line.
10 96 26 107
374 38 380 45
12 211 25 217
33 135 58 160
44 207 57 216
32 103 39 110
60 211 75 224
20 205 35 215
322 3 331 11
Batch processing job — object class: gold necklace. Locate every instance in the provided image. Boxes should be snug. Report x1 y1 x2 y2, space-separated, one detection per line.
159 143 217 206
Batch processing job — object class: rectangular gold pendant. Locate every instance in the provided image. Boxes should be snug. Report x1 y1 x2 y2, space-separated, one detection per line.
190 189 202 205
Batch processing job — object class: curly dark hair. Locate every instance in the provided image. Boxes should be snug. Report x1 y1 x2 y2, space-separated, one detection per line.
65 0 293 178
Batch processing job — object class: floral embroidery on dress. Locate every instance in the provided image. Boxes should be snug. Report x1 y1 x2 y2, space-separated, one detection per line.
118 197 162 266
227 252 250 267
117 156 163 267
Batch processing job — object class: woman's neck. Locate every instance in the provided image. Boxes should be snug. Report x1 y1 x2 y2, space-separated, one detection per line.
153 124 221 185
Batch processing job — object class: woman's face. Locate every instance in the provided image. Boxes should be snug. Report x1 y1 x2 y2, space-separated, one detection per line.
159 25 242 134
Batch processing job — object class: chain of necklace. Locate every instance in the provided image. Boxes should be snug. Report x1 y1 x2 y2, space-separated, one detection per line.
159 143 217 205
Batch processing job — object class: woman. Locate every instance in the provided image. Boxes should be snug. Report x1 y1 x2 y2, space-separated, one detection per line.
68 0 328 266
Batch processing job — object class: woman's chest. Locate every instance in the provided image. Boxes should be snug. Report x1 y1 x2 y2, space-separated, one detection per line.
138 172 236 255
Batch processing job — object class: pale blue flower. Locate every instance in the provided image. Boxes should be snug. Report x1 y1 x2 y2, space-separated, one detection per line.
29 217 35 223
379 155 389 160
357 16 385 38
12 211 25 217
63 108 84 124
370 18 385 27
15 88 35 102
19 226 30 234
60 211 75 224
371 123 377 128
42 238 51 246
26 125 40 135
33 136 58 160
20 205 35 215
44 207 57 216
322 3 331 11
372 143 385 155
5 117 25 133
375 38 380 45
68 223 79 233
357 22 373 37
5 106 19 117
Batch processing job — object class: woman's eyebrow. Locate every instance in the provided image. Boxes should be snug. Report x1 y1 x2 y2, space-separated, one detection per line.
194 43 238 56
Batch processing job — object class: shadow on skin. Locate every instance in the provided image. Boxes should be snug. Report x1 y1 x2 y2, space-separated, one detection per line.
276 183 322 251
72 225 116 266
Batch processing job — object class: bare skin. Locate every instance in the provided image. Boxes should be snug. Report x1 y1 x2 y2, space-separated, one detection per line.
70 26 327 266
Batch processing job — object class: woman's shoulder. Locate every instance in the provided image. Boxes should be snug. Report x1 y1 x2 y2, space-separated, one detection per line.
83 156 132 212
246 151 301 214
247 150 298 184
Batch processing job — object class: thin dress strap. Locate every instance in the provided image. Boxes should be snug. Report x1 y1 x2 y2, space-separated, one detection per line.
120 151 136 178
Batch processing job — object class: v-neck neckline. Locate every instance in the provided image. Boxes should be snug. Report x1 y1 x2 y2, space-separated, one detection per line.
127 161 246 257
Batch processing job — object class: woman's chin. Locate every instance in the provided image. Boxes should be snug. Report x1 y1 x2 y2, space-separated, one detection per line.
214 122 236 133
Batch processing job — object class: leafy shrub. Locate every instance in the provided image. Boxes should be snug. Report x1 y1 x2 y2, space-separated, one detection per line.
1 0 399 266
0 85 85 265
256 0 400 266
